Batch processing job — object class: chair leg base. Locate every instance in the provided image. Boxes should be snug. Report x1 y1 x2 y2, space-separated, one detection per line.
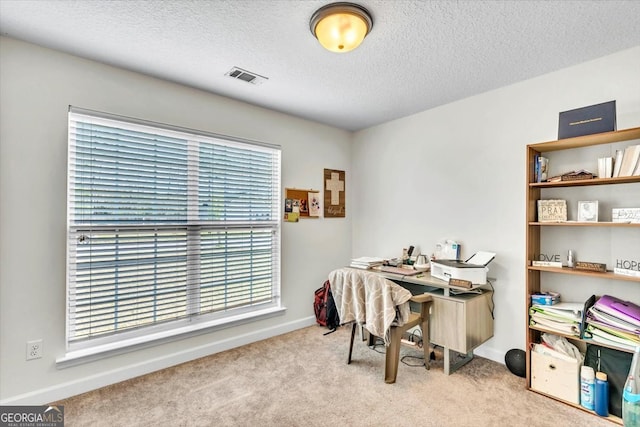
347 322 357 364
384 327 403 384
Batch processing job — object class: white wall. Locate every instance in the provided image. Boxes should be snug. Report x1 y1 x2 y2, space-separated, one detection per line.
2 35 639 404
0 37 352 404
351 46 640 362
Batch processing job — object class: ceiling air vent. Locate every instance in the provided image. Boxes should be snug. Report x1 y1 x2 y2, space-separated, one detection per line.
225 67 268 85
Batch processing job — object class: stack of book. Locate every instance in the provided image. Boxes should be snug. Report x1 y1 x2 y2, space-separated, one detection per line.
612 144 640 177
529 302 583 337
349 256 384 270
597 156 614 178
533 154 549 182
585 294 640 351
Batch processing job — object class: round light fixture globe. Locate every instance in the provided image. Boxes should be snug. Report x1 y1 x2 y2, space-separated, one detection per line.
310 2 373 53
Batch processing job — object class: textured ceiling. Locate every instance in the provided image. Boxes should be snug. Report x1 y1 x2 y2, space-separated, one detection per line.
1 0 639 131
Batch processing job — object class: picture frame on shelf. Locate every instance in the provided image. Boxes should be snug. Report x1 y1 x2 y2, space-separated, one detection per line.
577 200 598 222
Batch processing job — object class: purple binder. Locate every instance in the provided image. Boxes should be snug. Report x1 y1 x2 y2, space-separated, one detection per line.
595 295 640 326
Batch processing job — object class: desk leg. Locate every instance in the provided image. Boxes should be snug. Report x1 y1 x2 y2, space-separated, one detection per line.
443 347 474 375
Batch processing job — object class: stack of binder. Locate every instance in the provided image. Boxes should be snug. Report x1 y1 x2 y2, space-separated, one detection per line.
529 302 583 337
349 256 384 270
585 295 640 351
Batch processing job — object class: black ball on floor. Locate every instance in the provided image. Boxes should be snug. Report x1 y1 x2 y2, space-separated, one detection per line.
505 349 526 378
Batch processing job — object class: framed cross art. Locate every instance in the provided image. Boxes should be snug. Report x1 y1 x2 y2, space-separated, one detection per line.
324 168 345 218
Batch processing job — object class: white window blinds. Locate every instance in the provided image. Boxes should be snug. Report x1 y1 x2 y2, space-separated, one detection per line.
67 107 281 349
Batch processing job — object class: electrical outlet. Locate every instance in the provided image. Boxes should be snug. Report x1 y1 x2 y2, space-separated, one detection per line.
26 339 43 360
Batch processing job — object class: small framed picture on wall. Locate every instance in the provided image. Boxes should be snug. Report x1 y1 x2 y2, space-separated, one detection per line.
577 201 598 222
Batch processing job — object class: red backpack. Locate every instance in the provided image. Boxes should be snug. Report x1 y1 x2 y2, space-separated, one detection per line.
314 280 340 334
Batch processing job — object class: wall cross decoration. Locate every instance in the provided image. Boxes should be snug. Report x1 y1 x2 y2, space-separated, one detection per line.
324 168 345 218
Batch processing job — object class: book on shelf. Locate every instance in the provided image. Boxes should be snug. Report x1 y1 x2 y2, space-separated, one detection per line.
532 260 563 268
612 149 624 177
536 156 548 183
585 320 640 343
618 144 640 177
597 157 613 178
529 303 582 337
533 302 583 319
530 316 581 336
585 326 638 351
614 267 640 277
588 306 640 334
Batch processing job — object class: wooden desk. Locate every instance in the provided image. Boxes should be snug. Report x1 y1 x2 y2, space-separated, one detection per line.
368 268 494 375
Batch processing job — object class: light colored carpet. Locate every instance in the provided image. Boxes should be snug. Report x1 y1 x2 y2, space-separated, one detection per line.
54 325 611 427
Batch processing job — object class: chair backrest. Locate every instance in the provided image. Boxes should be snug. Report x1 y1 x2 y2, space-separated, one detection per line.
329 268 413 344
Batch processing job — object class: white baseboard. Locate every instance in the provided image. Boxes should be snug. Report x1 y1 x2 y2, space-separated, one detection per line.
1 316 317 405
474 345 505 365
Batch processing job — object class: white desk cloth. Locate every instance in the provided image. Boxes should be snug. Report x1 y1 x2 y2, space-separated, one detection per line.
328 267 412 345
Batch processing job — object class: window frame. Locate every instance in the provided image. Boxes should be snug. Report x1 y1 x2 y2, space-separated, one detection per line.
60 107 283 367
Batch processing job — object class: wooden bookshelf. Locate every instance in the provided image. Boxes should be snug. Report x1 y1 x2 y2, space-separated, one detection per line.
525 126 640 425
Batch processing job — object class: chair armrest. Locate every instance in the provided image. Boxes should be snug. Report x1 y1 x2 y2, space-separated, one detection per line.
410 293 433 304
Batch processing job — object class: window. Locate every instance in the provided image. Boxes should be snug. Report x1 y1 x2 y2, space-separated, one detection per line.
65 107 281 360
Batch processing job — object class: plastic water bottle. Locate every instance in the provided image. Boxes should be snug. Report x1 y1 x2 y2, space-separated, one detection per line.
623 347 640 426
595 371 609 417
580 365 595 411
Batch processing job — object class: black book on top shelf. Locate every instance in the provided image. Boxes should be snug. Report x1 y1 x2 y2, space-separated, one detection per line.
558 100 616 139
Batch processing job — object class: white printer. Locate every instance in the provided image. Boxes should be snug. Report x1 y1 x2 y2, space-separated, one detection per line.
430 251 496 285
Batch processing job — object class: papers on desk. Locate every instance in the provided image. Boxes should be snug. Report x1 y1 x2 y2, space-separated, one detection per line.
350 257 384 270
529 302 583 337
449 287 483 296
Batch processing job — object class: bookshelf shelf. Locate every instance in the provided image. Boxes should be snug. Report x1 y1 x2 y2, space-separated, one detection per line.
529 221 640 227
529 387 624 424
530 127 640 152
529 175 640 188
528 324 633 354
525 126 640 425
527 265 640 282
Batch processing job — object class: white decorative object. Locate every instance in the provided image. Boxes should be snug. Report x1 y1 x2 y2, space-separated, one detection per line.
614 268 640 278
577 201 598 222
308 191 321 217
612 208 640 223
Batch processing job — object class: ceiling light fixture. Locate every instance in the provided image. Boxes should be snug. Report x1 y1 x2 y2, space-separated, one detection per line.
310 2 373 53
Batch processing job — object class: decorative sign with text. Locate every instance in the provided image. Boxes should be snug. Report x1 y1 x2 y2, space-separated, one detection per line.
575 261 607 272
532 253 562 268
615 258 640 277
537 200 567 222
612 208 640 223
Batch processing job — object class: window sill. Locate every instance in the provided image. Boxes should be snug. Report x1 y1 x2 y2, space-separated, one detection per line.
56 305 286 369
